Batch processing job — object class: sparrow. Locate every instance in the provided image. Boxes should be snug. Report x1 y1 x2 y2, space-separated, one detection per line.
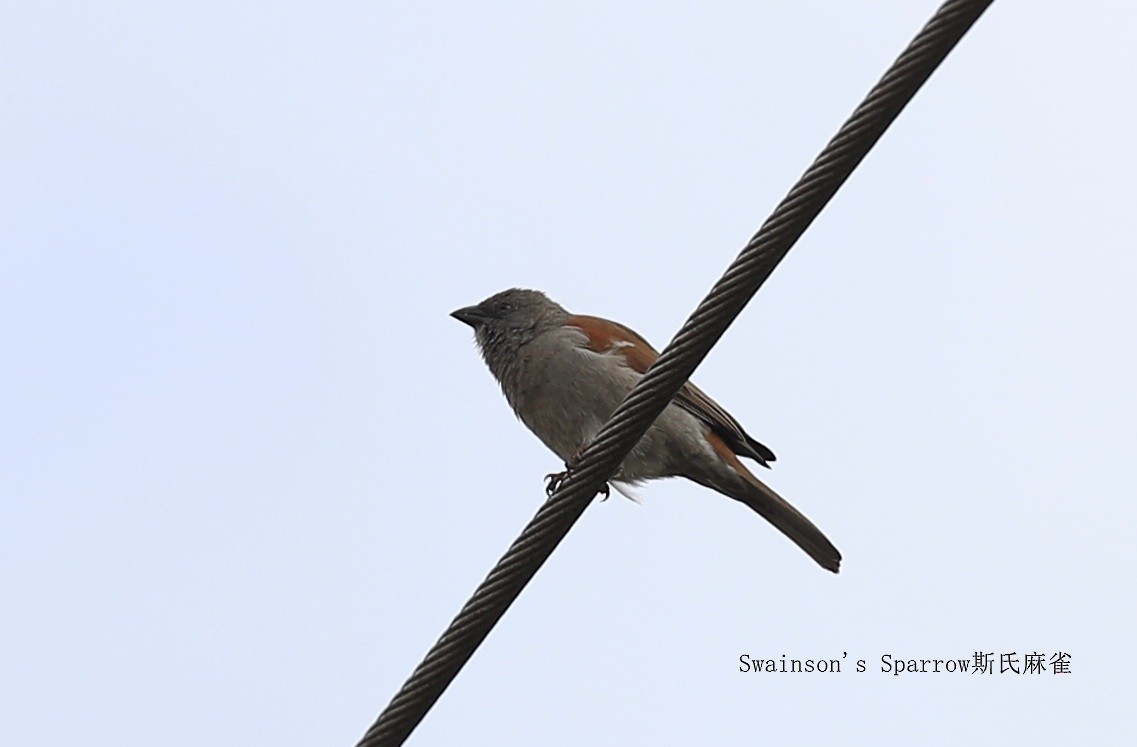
451 288 841 573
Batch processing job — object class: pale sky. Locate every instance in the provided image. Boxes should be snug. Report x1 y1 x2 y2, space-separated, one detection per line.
3 2 1135 745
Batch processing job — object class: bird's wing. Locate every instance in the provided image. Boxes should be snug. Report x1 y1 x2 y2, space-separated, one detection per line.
565 314 775 466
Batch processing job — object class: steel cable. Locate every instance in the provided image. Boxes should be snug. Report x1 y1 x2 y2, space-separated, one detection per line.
358 1 993 743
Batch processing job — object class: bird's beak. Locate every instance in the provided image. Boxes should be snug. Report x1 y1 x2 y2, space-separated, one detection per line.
450 305 485 328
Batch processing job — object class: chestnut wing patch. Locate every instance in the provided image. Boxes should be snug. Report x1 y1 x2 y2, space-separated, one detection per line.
566 314 658 374
566 314 776 466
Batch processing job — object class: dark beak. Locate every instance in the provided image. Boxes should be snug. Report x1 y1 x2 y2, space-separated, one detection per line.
450 305 485 328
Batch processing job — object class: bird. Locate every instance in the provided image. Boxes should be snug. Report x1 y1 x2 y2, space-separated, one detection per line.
451 288 841 573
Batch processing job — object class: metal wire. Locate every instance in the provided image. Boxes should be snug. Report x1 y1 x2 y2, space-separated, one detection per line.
358 1 993 744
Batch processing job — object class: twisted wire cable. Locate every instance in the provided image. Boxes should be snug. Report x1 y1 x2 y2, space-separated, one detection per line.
358 1 993 744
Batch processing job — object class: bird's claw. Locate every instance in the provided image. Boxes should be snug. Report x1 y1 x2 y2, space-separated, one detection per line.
544 451 611 501
544 470 568 496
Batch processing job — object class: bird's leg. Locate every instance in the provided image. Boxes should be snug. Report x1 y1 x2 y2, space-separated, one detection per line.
543 468 568 495
543 447 611 499
543 449 581 496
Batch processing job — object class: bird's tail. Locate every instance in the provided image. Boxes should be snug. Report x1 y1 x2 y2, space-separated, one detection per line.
736 475 842 573
693 466 841 573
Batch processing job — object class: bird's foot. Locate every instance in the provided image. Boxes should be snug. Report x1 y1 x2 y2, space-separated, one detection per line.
544 469 568 496
544 448 610 500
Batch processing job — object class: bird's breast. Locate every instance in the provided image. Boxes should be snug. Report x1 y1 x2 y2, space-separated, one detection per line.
505 330 636 462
